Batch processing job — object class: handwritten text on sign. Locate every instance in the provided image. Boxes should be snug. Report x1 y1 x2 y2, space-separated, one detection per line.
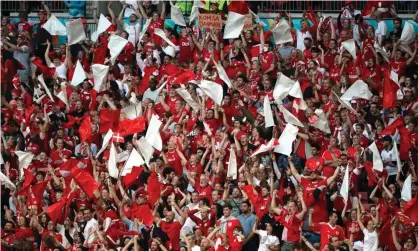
198 14 223 30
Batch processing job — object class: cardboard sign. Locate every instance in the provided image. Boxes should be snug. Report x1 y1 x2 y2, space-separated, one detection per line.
243 14 254 30
198 14 223 30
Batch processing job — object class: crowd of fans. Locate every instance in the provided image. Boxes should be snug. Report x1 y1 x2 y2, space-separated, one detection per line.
1 1 418 251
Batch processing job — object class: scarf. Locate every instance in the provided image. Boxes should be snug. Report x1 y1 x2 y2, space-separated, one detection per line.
219 215 234 233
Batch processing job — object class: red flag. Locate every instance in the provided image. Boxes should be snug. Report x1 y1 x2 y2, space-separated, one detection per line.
383 69 399 109
22 168 34 190
45 198 67 223
240 184 257 206
70 167 99 200
130 204 154 227
118 116 146 137
171 69 196 86
398 126 412 160
307 5 319 27
147 172 161 207
31 57 56 77
295 139 308 159
363 161 378 186
227 0 249 15
123 166 144 188
61 115 85 129
99 109 121 133
58 158 79 177
379 219 394 249
380 118 404 136
31 179 50 200
404 194 418 223
90 89 98 111
25 105 36 123
79 116 92 143
106 223 141 241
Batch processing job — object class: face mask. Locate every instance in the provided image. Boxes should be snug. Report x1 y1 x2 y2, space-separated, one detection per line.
263 46 269 52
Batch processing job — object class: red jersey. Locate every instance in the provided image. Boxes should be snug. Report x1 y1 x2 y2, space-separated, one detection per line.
305 156 325 171
178 36 192 62
280 211 304 242
202 48 220 63
322 149 342 178
194 182 212 203
345 219 362 241
312 222 345 249
187 209 216 236
165 150 182 175
50 148 73 166
390 59 407 76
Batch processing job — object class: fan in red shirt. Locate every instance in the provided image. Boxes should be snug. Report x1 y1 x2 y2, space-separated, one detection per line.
159 209 184 251
305 143 325 172
309 211 346 249
216 205 243 242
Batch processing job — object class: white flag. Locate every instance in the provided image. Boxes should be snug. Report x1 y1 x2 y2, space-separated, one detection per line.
341 39 357 60
279 106 304 127
340 80 373 108
401 174 412 202
251 138 279 157
154 28 177 48
273 73 295 103
145 115 163 151
138 18 152 43
108 35 128 64
15 151 35 178
66 19 86 45
199 80 224 105
43 15 67 36
227 147 237 180
137 137 154 166
223 11 246 39
97 14 112 35
312 109 331 134
170 5 186 26
121 103 143 119
175 87 201 112
0 172 16 189
38 74 55 102
274 123 299 156
92 64 109 91
400 21 415 45
289 81 308 111
272 19 293 45
189 0 205 24
392 141 402 173
340 166 350 202
96 129 114 158
263 96 275 128
71 60 87 86
121 149 145 176
108 143 119 178
367 141 384 172
216 63 232 88
55 90 68 107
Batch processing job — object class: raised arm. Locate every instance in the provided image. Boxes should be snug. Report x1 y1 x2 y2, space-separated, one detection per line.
45 40 53 66
108 2 117 25
288 156 301 183
118 4 127 27
326 166 341 185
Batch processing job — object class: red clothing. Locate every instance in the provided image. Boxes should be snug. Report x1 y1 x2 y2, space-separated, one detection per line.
50 148 73 166
312 222 345 249
187 209 216 236
216 218 242 242
300 177 329 223
280 211 303 242
322 149 342 178
178 36 192 62
345 219 362 241
390 59 407 76
260 51 277 78
165 150 182 175
305 156 325 171
194 182 212 203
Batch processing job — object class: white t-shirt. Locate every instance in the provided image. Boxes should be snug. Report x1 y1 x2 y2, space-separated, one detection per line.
123 22 141 46
381 147 397 175
296 30 312 51
191 245 201 251
363 229 378 251
376 21 388 44
258 230 280 251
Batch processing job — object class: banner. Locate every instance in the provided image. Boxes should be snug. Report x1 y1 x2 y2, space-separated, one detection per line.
198 14 223 30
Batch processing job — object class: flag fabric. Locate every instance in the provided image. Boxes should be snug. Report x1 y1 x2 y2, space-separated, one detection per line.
30 180 50 200
311 109 331 134
121 149 144 176
145 115 163 151
38 74 55 102
274 123 299 156
154 28 177 48
147 171 161 206
398 126 412 160
272 19 293 45
404 194 418 223
61 115 85 129
383 69 400 109
45 198 67 223
367 142 384 172
263 96 275 128
392 140 402 173
401 174 412 202
123 165 144 188
380 118 404 136
15 151 35 177
340 167 350 202
341 39 357 60
223 12 246 39
43 15 67 36
273 73 295 103
289 81 308 111
108 35 128 64
118 116 146 137
108 143 119 178
279 106 304 127
32 58 56 77
227 147 238 180
92 64 109 91
97 14 112 35
295 138 312 159
66 19 86 45
71 60 87 86
216 63 233 88
175 87 201 112
0 172 16 189
227 0 249 15
121 103 143 120
58 158 80 177
21 168 35 190
340 80 373 108
79 116 92 143
137 137 154 166
306 5 318 27
70 167 99 199
96 129 114 158
199 80 224 105
130 205 154 227
99 109 120 133
170 5 186 26
251 138 279 157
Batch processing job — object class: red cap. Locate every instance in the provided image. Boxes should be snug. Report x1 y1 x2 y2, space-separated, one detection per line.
28 143 41 155
11 88 22 97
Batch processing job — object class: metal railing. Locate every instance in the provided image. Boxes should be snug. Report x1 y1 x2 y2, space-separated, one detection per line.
2 1 69 13
257 1 416 14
